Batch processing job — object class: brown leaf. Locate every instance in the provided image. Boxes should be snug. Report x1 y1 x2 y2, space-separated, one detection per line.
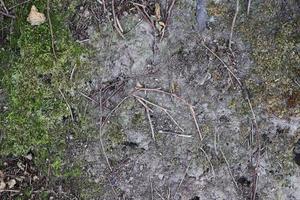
27 5 46 26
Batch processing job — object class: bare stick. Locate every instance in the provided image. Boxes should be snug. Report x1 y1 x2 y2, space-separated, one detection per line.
47 0 57 60
202 42 242 86
199 147 215 177
229 0 239 50
59 89 74 121
247 0 252 15
220 148 239 190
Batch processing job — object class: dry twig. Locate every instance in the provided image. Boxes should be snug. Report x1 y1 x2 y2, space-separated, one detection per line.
220 148 239 190
135 87 202 140
112 0 125 39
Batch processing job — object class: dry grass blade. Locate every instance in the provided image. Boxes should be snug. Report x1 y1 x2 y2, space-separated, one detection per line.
247 0 252 15
112 0 125 39
100 96 131 129
173 159 192 198
146 107 156 141
47 0 57 60
135 87 203 140
220 148 239 190
189 105 203 140
133 94 184 132
229 0 239 50
59 89 74 121
199 147 215 177
0 10 15 18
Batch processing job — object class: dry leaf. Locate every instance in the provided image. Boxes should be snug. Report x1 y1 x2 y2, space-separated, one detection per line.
136 81 143 88
0 180 5 190
7 179 16 189
27 5 46 26
155 3 161 21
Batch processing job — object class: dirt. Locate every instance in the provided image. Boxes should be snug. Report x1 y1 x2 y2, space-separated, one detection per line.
1 0 299 199
65 0 300 199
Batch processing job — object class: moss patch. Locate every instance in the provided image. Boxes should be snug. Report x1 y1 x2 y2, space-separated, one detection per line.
238 1 300 117
0 0 85 172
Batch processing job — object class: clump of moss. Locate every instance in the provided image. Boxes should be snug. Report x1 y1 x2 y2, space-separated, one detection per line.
239 1 300 117
0 0 83 169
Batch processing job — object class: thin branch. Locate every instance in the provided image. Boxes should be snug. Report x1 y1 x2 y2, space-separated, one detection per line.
47 0 57 60
229 0 239 50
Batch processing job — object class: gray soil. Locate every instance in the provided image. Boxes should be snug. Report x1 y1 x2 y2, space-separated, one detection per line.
67 0 300 199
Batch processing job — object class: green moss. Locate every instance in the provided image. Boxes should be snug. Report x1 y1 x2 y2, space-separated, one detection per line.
132 112 144 126
107 122 125 147
239 1 300 117
0 0 84 170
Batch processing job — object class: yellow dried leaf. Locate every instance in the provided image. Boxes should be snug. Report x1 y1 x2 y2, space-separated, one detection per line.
155 3 161 21
27 5 46 26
